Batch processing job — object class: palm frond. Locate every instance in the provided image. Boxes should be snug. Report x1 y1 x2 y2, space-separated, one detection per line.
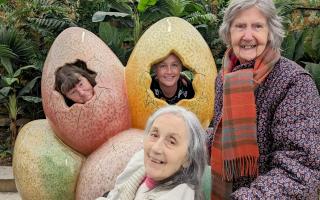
140 8 167 28
28 18 70 31
275 0 301 27
158 0 192 17
0 27 34 67
185 12 216 25
0 44 17 59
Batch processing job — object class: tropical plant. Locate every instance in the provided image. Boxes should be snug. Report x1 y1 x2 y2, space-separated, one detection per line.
194 0 228 68
303 26 320 92
0 27 42 151
92 0 217 65
0 0 83 163
77 0 108 33
269 1 320 94
0 0 79 68
304 62 320 91
91 0 161 64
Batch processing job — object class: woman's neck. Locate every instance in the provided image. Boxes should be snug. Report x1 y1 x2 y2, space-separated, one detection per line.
144 176 156 190
159 84 178 98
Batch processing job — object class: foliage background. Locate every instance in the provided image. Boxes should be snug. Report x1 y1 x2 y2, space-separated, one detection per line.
0 0 319 164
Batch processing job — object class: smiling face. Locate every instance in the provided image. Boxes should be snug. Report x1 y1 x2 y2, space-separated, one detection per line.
65 75 94 104
144 113 189 181
230 6 269 63
155 54 182 93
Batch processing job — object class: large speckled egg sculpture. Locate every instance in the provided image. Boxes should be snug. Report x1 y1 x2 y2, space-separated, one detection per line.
76 128 144 200
125 17 217 129
41 27 131 155
13 119 85 200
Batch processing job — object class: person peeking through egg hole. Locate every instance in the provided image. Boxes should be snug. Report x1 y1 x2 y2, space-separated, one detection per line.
55 59 97 106
150 53 195 104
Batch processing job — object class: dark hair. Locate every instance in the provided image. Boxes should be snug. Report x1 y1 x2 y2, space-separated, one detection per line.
55 59 97 96
144 105 208 200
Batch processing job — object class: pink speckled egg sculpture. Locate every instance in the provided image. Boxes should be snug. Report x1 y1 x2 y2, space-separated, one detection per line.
13 119 85 200
75 128 144 200
41 27 131 155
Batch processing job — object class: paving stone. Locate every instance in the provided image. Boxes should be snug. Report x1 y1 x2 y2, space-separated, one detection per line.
0 192 21 200
0 166 17 192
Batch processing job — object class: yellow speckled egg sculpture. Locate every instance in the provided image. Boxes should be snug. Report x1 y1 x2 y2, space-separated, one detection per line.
41 27 131 155
13 119 85 200
125 17 217 129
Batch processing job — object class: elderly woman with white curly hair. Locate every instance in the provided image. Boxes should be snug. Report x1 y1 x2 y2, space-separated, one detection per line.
98 105 208 200
206 0 320 199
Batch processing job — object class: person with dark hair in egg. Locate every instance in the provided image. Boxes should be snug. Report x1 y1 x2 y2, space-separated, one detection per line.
55 59 96 105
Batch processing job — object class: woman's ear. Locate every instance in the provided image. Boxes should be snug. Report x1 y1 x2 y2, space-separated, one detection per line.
182 157 190 168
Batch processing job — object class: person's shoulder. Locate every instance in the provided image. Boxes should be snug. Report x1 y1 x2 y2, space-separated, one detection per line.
268 56 312 84
173 183 194 193
157 183 195 200
124 149 144 169
113 150 144 184
275 57 310 76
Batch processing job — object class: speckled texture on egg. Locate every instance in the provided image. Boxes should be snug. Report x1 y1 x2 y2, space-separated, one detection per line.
41 27 131 155
13 119 85 200
125 17 217 129
75 129 144 200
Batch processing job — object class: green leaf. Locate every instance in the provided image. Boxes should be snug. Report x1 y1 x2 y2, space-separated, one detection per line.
282 34 295 60
312 28 320 51
28 18 69 31
162 0 191 16
0 44 17 58
0 0 7 5
0 87 11 97
0 27 35 65
99 22 121 47
293 31 305 61
7 94 18 120
181 70 194 81
20 96 42 103
0 57 14 76
13 65 37 78
2 77 18 86
186 12 216 25
92 11 130 22
17 76 40 97
98 22 131 64
107 0 133 14
137 0 158 12
282 31 305 61
304 62 320 91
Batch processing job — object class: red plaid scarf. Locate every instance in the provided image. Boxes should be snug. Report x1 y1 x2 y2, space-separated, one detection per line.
211 47 280 199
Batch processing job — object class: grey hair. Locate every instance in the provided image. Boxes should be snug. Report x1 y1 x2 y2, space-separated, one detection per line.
219 0 285 52
144 105 208 200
